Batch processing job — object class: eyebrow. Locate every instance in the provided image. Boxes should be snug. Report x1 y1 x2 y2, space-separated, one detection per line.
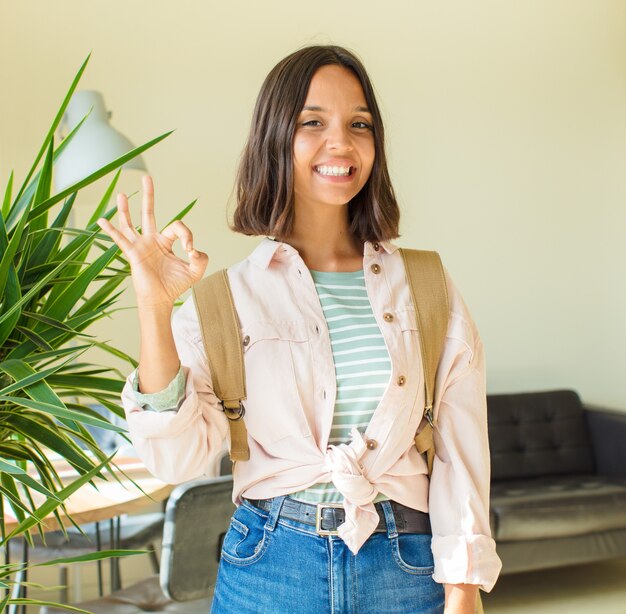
301 105 371 113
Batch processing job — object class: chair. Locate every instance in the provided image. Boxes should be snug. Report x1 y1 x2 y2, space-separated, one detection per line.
40 475 235 613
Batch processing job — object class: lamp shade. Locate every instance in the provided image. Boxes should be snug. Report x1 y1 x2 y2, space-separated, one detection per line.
54 90 146 192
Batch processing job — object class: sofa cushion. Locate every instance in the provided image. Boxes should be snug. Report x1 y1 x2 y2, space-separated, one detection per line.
488 390 594 480
490 475 626 541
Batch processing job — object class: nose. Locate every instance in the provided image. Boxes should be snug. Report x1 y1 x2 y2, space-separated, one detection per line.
326 121 353 151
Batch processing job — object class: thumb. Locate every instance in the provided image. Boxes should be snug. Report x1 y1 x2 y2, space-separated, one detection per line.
188 249 209 280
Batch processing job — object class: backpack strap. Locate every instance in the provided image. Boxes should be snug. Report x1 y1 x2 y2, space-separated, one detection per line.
192 270 250 461
399 249 449 476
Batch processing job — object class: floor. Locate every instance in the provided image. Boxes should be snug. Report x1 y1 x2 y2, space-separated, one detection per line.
17 545 157 612
16 550 626 612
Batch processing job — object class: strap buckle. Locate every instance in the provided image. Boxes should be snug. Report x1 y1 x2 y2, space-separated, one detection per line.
315 502 344 536
221 401 245 421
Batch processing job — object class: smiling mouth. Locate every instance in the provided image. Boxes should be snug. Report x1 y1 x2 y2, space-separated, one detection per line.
314 165 354 177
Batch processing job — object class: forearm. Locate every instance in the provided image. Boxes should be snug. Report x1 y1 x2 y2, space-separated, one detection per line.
137 304 181 393
444 584 479 614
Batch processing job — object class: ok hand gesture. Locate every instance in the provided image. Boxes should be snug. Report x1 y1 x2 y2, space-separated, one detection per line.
97 176 209 311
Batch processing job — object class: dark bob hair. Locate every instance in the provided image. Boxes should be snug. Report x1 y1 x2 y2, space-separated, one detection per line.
231 45 400 242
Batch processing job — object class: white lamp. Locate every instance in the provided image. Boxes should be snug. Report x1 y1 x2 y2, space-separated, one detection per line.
54 90 146 191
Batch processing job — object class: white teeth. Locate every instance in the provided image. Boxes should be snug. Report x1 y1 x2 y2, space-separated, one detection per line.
315 165 352 177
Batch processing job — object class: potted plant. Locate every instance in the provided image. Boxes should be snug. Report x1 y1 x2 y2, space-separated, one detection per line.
0 55 191 611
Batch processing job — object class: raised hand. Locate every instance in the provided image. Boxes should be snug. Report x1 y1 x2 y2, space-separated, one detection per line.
97 176 209 310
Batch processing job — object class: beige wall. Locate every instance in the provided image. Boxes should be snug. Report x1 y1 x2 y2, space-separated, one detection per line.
1 0 625 409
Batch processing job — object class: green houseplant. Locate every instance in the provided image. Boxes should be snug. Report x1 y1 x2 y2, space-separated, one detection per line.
0 55 193 611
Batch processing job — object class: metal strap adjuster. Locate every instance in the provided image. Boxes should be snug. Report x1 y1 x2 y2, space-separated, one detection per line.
315 502 344 536
424 405 434 427
221 401 245 421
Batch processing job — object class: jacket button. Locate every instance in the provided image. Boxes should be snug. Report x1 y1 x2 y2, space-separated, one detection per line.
383 312 394 322
366 439 378 450
397 376 406 386
243 335 250 347
370 264 381 274
373 242 380 251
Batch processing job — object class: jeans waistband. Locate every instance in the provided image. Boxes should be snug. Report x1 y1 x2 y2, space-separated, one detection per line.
244 496 431 537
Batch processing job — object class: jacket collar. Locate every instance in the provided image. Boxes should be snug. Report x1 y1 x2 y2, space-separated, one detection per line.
248 237 397 270
248 238 284 269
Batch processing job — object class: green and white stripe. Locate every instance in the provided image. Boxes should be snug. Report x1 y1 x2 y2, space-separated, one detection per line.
293 269 391 503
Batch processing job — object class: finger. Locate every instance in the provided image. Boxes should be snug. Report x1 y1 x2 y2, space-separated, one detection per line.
97 218 134 256
141 175 157 235
161 220 194 251
188 249 209 281
116 193 139 238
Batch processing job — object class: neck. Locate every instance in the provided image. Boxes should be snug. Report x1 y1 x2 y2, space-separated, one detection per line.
279 203 364 272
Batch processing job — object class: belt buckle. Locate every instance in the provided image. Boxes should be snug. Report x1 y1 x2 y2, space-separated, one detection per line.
315 502 344 536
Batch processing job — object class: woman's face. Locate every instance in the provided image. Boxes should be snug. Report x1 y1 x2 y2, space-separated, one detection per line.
292 65 375 213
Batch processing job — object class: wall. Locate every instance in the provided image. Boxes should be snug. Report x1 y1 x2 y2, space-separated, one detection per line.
1 0 625 408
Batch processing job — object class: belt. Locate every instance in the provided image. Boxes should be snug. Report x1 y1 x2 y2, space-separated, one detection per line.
245 497 431 537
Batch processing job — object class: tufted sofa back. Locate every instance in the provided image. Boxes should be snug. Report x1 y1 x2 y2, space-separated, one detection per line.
487 390 595 481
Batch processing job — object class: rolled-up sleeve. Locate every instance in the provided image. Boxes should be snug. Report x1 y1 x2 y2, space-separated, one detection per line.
121 297 229 484
130 366 186 412
428 277 502 592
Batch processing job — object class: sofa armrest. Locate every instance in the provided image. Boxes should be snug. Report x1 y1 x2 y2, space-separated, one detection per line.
584 406 626 477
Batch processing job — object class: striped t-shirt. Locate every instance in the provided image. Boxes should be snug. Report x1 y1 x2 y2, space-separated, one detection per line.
292 269 392 503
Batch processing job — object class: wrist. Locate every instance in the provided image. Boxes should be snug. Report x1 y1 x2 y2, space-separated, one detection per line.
444 583 479 614
137 301 174 319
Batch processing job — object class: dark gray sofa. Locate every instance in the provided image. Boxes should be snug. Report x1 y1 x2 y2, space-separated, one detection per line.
487 389 626 573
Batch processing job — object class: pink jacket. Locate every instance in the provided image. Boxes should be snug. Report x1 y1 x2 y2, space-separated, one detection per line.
122 238 502 591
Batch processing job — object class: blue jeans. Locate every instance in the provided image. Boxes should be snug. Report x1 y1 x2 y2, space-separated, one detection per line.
211 496 445 613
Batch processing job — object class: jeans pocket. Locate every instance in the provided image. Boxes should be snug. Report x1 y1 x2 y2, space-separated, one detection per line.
220 506 270 567
390 533 435 575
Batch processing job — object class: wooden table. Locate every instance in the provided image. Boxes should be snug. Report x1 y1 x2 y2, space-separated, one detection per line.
4 456 174 534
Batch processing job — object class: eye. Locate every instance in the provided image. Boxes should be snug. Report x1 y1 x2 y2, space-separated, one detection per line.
301 119 322 127
352 121 373 130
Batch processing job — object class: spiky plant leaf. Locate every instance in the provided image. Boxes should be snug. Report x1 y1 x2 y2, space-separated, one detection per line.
0 53 188 607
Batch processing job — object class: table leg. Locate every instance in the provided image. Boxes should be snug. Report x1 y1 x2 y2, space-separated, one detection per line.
108 517 123 593
95 521 103 597
6 539 25 614
111 516 122 591
4 541 9 603
7 570 22 614
109 518 116 593
20 539 27 614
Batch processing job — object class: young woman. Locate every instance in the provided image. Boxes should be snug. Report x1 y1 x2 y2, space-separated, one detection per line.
99 45 501 614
